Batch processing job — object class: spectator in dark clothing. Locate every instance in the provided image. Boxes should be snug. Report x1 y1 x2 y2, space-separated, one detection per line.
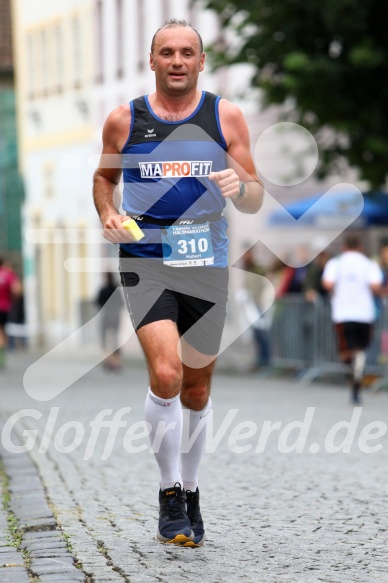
8 287 28 350
96 273 124 371
276 246 310 297
240 246 272 372
379 244 388 300
0 258 21 367
303 251 331 303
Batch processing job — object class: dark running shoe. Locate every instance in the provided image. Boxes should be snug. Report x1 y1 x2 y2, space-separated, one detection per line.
352 381 362 405
157 483 194 545
184 488 205 547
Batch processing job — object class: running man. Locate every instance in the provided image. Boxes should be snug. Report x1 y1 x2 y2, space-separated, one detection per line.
322 235 383 404
93 19 263 546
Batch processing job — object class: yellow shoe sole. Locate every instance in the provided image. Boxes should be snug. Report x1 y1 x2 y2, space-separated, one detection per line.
157 533 195 546
181 539 204 548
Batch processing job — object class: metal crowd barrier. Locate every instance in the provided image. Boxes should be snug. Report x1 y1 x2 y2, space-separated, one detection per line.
270 294 388 387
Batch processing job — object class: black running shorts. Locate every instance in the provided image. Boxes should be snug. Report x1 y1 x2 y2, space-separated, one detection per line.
119 248 229 355
335 321 372 352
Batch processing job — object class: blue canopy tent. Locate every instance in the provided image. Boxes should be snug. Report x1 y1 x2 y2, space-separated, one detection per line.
267 191 388 228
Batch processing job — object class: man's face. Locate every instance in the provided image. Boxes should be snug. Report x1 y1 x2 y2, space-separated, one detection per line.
150 27 205 95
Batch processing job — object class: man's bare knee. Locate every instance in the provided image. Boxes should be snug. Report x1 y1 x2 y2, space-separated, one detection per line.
149 361 183 398
181 381 211 411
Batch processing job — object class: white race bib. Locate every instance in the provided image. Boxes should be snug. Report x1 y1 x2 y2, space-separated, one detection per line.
161 223 214 267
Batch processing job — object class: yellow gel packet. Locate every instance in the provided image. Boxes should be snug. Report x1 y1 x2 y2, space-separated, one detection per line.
122 219 144 241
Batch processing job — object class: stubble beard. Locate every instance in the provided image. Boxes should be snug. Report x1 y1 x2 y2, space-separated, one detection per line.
162 74 198 98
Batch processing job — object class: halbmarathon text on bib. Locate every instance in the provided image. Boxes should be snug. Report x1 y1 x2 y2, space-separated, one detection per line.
139 161 212 178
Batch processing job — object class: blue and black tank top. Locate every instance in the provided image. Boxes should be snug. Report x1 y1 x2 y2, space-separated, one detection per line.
120 91 229 267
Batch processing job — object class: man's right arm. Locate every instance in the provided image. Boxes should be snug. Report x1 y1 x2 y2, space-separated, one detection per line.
93 106 135 244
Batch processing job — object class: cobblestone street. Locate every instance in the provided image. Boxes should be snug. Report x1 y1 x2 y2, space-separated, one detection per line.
1 350 388 582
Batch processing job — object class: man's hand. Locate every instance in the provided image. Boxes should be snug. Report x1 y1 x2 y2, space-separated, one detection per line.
209 168 263 213
209 169 241 200
102 213 139 244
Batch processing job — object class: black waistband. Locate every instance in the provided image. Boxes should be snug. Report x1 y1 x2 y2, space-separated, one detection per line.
126 212 223 226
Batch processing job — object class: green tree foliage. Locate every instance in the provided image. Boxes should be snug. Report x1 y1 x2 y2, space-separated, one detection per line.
198 0 388 189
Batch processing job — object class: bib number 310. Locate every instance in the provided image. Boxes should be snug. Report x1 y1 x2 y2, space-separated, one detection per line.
177 238 209 254
161 222 214 267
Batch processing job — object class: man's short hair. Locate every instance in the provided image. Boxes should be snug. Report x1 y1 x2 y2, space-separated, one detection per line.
151 18 203 54
344 235 361 250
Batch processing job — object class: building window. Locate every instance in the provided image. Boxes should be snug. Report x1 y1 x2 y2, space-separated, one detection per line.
116 0 124 78
137 0 145 72
95 0 104 83
46 230 57 318
55 23 64 92
41 29 49 96
188 7 196 27
162 0 170 21
26 32 35 99
72 16 83 88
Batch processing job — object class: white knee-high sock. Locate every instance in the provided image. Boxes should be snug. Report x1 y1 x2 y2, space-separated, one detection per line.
181 398 213 492
144 388 183 491
353 351 366 381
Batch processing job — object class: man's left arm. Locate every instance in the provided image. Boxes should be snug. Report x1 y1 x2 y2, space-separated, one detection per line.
209 100 264 214
369 261 383 296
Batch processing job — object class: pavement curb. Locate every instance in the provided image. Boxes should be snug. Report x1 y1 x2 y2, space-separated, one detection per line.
0 424 89 583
